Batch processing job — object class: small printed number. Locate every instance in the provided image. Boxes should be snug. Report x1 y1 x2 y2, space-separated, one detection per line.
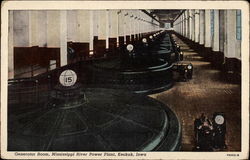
65 77 72 83
226 154 239 156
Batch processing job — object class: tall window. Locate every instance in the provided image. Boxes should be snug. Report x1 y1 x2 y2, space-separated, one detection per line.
236 10 242 40
210 10 215 38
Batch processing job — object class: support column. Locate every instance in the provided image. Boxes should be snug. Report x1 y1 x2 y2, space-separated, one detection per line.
182 13 186 36
199 10 205 45
76 10 91 58
185 11 189 38
98 10 109 49
89 11 94 55
29 11 37 46
181 15 183 35
29 11 47 47
77 11 90 43
183 13 186 37
109 10 119 51
116 10 119 46
129 11 133 41
194 10 200 43
134 11 139 40
110 10 119 39
98 10 107 40
67 11 78 42
191 10 195 41
47 11 60 47
132 11 136 40
224 10 237 58
212 10 220 51
13 11 30 47
8 11 14 79
124 11 129 44
235 10 241 59
118 10 124 46
189 10 192 40
93 11 98 38
141 12 146 36
37 11 47 47
219 10 225 53
136 11 140 39
224 10 241 81
204 10 211 48
60 11 67 66
106 10 109 49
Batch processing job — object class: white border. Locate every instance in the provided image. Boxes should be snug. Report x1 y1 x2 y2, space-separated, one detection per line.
1 1 249 159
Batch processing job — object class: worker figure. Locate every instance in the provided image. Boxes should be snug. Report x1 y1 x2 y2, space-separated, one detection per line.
194 113 214 151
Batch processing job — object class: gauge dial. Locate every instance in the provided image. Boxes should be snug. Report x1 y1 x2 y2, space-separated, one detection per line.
215 115 224 125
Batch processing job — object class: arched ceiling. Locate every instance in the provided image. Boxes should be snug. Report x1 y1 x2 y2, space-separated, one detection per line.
150 10 184 24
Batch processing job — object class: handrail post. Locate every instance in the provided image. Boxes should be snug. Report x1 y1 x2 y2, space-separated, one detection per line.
35 79 39 105
31 65 34 77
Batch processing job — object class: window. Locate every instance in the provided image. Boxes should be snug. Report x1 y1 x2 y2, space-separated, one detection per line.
210 10 214 38
236 10 242 40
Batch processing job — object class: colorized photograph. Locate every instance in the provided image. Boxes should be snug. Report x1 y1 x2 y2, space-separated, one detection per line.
7 9 242 152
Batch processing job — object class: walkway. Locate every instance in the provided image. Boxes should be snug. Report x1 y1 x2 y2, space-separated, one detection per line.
150 34 241 151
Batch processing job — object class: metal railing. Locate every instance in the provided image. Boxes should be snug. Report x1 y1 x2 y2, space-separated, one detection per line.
8 75 53 105
14 62 57 79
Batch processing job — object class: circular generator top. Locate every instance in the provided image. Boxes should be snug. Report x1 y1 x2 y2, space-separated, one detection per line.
8 87 181 151
92 57 169 72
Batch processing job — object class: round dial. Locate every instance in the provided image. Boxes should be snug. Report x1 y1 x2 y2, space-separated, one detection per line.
142 38 147 43
187 65 192 70
126 44 134 52
215 115 224 125
59 70 77 87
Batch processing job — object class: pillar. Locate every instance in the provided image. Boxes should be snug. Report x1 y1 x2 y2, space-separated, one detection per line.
191 10 195 41
67 10 78 42
97 10 109 49
93 11 98 38
110 10 119 47
110 10 118 39
89 11 94 55
181 14 183 35
37 11 47 47
118 10 124 45
77 11 90 43
194 10 200 43
106 10 109 49
185 11 189 38
136 11 140 39
8 11 14 79
189 10 193 39
224 10 237 58
29 11 36 46
219 10 225 53
183 14 185 36
77 10 92 56
183 13 186 36
199 10 205 45
204 10 211 48
47 11 60 47
13 11 30 47
235 10 241 59
60 11 67 66
124 11 129 44
212 10 220 52
29 11 47 47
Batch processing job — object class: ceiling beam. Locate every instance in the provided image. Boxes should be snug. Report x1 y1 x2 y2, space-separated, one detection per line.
173 9 186 22
141 9 162 24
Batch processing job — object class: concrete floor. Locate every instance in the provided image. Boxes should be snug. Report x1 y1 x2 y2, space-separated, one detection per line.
150 34 241 151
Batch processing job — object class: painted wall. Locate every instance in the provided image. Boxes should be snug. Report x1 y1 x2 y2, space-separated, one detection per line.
174 9 241 59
